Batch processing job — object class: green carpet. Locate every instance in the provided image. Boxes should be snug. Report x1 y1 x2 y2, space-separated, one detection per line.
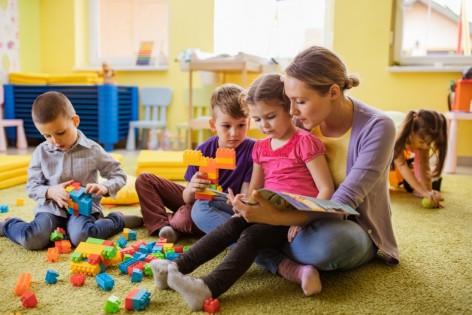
1 170 471 314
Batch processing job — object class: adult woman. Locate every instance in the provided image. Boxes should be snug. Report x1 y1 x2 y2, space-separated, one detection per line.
231 46 399 295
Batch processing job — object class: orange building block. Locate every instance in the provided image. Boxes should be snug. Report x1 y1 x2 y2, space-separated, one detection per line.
47 247 59 262
14 272 32 296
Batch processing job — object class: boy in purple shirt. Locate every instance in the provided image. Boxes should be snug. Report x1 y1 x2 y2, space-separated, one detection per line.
136 84 255 242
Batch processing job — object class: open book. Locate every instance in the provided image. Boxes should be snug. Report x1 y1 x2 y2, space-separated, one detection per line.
207 188 359 216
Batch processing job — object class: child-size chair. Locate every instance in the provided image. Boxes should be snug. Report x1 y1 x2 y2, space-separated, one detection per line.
176 87 213 149
0 85 28 151
126 86 173 151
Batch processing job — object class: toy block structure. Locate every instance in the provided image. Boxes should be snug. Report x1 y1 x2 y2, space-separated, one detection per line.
70 273 86 287
45 269 59 284
96 272 115 291
0 204 8 213
182 148 236 200
14 272 32 296
125 288 151 311
104 295 121 314
20 290 38 308
70 237 121 276
65 181 92 216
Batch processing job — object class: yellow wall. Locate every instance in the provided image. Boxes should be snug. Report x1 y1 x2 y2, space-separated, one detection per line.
17 0 471 157
333 0 471 157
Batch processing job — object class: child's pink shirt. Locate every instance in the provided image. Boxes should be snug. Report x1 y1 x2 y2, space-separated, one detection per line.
252 128 326 197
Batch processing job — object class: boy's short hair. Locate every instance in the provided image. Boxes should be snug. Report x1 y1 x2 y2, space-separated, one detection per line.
32 91 76 123
210 84 248 118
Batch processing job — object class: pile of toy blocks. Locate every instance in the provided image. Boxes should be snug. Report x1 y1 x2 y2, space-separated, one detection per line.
0 155 31 189
136 150 186 180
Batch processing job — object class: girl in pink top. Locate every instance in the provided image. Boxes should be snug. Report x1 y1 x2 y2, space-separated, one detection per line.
150 73 334 311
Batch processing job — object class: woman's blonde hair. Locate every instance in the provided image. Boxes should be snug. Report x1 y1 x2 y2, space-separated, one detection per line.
285 46 360 95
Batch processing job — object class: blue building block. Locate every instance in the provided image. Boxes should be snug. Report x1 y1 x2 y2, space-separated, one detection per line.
125 289 151 311
96 272 115 291
45 269 59 284
68 186 92 216
128 230 137 240
130 268 143 282
117 236 127 248
0 204 9 213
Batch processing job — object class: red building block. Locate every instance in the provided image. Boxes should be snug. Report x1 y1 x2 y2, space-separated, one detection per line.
20 290 38 308
203 298 220 314
70 273 86 287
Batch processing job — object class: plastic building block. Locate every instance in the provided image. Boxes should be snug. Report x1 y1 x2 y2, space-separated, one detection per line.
70 273 86 287
130 268 143 282
104 295 121 313
96 272 115 291
203 298 221 314
65 182 92 216
20 290 38 308
117 236 127 248
16 198 25 206
183 148 236 200
14 272 32 296
88 253 103 264
55 240 72 254
50 230 64 241
125 288 151 311
0 204 8 213
47 247 59 262
45 269 59 284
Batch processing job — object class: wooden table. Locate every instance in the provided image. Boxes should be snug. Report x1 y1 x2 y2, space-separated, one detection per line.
444 111 472 173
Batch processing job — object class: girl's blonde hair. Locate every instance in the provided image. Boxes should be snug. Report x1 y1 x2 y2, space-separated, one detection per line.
285 46 360 95
393 110 448 178
240 73 290 111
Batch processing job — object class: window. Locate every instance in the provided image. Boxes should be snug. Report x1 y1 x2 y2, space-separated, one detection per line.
88 0 169 68
214 0 333 62
393 0 472 67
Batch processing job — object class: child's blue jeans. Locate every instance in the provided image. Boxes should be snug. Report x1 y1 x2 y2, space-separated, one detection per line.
191 198 235 234
2 211 124 250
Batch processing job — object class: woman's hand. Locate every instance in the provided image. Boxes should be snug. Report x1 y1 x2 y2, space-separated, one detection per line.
46 180 74 208
287 226 302 242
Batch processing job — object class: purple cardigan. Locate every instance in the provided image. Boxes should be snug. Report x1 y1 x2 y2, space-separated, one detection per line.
331 98 399 265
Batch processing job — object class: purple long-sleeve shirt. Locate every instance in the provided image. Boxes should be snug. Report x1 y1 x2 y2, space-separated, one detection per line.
331 98 399 265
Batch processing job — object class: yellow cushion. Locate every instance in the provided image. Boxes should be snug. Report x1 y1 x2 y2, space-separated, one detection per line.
0 155 31 189
0 155 31 173
100 175 139 205
136 150 186 180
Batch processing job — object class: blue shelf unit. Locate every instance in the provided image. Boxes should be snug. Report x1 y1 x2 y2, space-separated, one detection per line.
3 84 138 151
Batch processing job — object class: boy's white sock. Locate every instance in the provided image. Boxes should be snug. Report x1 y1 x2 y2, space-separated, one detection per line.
167 263 212 311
